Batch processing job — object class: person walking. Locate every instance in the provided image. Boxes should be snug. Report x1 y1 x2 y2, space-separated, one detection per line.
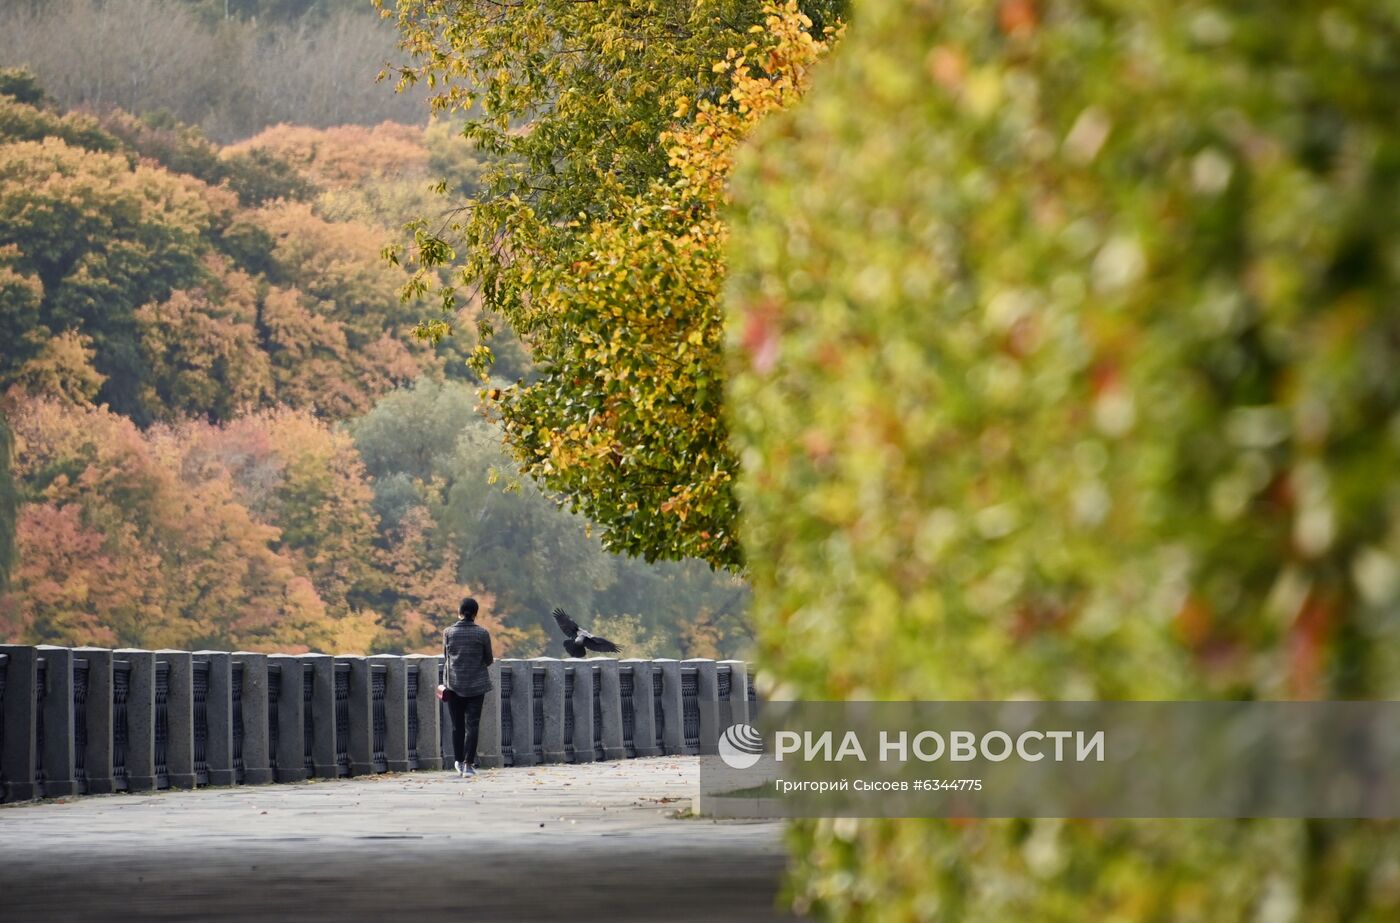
442 597 493 777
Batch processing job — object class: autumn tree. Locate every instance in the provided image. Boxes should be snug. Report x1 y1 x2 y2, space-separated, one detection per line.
383 0 838 568
0 137 219 418
224 122 430 190
227 119 515 378
1 86 445 423
135 260 273 420
189 409 388 617
0 92 120 153
97 109 315 208
7 330 106 407
0 397 327 649
1 396 466 653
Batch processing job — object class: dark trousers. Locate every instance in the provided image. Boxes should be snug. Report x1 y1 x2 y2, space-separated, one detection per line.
447 692 485 766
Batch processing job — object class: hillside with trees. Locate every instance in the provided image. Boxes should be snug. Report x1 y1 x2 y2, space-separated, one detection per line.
0 66 748 658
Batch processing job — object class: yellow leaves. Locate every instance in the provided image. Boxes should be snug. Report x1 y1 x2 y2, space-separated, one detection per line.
668 2 831 202
660 494 691 522
421 1 831 570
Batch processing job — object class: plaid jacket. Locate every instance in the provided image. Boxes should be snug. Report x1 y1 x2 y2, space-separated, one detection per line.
442 620 494 696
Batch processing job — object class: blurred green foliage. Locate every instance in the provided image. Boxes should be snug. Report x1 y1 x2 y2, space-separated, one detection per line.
727 0 1400 919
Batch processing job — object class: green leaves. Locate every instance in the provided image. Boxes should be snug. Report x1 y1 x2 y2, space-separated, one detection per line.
381 0 840 568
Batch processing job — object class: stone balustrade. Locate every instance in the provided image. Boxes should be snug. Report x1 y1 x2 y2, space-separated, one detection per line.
0 645 755 803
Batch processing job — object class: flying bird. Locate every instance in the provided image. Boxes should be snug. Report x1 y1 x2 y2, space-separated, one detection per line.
552 607 621 658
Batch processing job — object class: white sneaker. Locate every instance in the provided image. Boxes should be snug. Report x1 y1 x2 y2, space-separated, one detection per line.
453 760 464 776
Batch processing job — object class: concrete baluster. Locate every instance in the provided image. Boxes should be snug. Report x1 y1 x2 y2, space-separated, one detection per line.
0 645 38 802
507 660 536 767
621 659 660 758
477 662 503 769
233 652 273 785
720 660 750 728
595 659 627 761
371 654 409 773
196 651 235 786
404 654 442 771
158 650 196 789
654 659 685 756
566 661 595 764
77 647 115 794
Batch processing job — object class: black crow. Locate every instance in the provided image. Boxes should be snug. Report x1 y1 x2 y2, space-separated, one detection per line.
552 607 621 658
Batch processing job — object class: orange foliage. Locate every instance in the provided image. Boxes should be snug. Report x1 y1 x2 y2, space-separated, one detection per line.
241 201 435 415
136 258 273 420
7 329 106 406
0 397 325 649
223 122 430 190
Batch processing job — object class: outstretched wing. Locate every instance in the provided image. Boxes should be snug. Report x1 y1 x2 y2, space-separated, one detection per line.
583 635 621 654
552 606 581 638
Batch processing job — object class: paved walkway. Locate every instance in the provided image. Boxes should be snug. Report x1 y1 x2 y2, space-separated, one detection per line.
0 757 792 922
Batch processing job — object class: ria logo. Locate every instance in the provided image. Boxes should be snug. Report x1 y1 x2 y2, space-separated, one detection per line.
718 723 765 769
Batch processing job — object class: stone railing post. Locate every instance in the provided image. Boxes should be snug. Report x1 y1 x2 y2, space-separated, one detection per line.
266 654 307 782
37 645 77 797
195 651 235 786
344 657 374 776
720 660 749 728
233 653 273 785
654 659 684 756
435 655 451 766
621 659 660 758
596 659 627 761
566 661 595 764
0 645 38 802
76 647 115 795
433 656 449 764
684 659 720 755
539 658 566 764
477 662 502 769
507 660 536 767
303 654 337 779
115 649 156 792
404 655 442 771
371 655 408 772
158 650 196 789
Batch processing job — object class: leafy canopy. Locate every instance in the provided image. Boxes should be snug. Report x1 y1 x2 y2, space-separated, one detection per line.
380 0 839 568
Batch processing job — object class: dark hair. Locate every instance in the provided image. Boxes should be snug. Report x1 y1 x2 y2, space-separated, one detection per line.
459 597 479 620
